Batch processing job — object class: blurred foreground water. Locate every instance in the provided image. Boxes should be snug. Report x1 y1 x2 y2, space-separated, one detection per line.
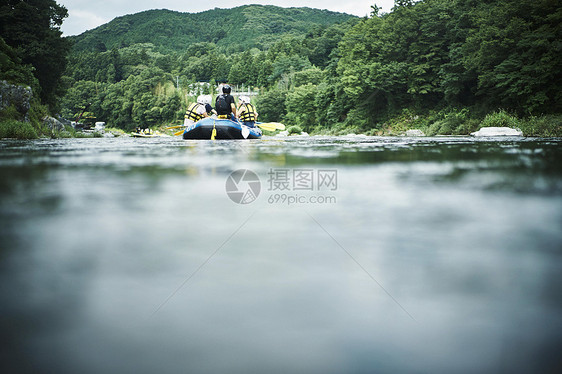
1 136 561 373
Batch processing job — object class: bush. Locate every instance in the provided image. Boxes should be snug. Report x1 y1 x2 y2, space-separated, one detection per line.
254 90 287 122
0 120 38 139
452 118 480 135
518 115 562 137
285 83 318 130
424 108 479 135
0 105 21 121
342 108 369 133
479 110 521 129
286 125 303 135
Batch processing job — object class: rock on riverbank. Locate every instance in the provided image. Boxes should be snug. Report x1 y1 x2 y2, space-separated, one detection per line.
471 127 523 136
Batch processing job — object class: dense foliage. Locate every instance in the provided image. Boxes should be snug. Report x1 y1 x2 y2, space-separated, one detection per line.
58 1 561 134
336 0 562 130
61 5 357 130
0 37 38 93
70 6 355 54
0 0 71 109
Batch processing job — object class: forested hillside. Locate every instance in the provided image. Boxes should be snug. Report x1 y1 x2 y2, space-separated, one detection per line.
70 6 356 53
61 5 358 130
336 0 562 133
60 0 561 135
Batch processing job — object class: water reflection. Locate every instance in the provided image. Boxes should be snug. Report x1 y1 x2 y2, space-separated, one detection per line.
1 136 561 373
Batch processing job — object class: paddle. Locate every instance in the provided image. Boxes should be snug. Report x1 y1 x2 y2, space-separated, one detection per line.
174 129 184 136
166 125 186 130
235 118 284 133
256 122 285 132
241 126 250 139
211 120 217 140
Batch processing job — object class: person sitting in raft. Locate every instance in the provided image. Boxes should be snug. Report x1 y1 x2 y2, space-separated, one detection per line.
215 84 237 121
237 96 258 128
184 95 213 126
200 95 216 117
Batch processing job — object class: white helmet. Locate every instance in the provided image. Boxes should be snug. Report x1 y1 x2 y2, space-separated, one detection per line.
203 95 212 105
239 96 251 104
197 95 206 104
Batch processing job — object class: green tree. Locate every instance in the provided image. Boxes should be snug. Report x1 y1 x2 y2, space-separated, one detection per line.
0 0 71 109
255 90 287 122
461 0 562 114
59 80 102 119
338 0 562 125
285 83 318 130
0 36 38 90
293 67 324 88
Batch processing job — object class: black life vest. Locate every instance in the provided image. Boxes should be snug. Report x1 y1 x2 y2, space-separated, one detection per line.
216 94 230 115
185 102 204 122
239 103 256 122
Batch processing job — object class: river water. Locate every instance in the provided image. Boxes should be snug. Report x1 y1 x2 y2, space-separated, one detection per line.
1 135 561 373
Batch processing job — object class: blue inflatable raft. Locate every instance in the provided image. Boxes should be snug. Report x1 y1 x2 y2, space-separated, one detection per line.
183 117 262 140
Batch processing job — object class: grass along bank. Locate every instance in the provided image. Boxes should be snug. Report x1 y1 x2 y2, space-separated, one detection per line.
310 110 562 137
0 103 121 139
3 102 561 139
124 110 562 138
0 102 45 139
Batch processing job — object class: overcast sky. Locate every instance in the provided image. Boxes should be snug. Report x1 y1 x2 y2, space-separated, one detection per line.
58 0 396 36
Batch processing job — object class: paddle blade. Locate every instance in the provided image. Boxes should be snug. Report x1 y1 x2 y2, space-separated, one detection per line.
241 126 250 139
257 122 285 131
256 123 276 131
174 130 184 136
270 122 286 130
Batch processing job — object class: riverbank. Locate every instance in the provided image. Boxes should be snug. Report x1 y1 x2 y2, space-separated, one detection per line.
2 111 561 139
312 111 562 137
